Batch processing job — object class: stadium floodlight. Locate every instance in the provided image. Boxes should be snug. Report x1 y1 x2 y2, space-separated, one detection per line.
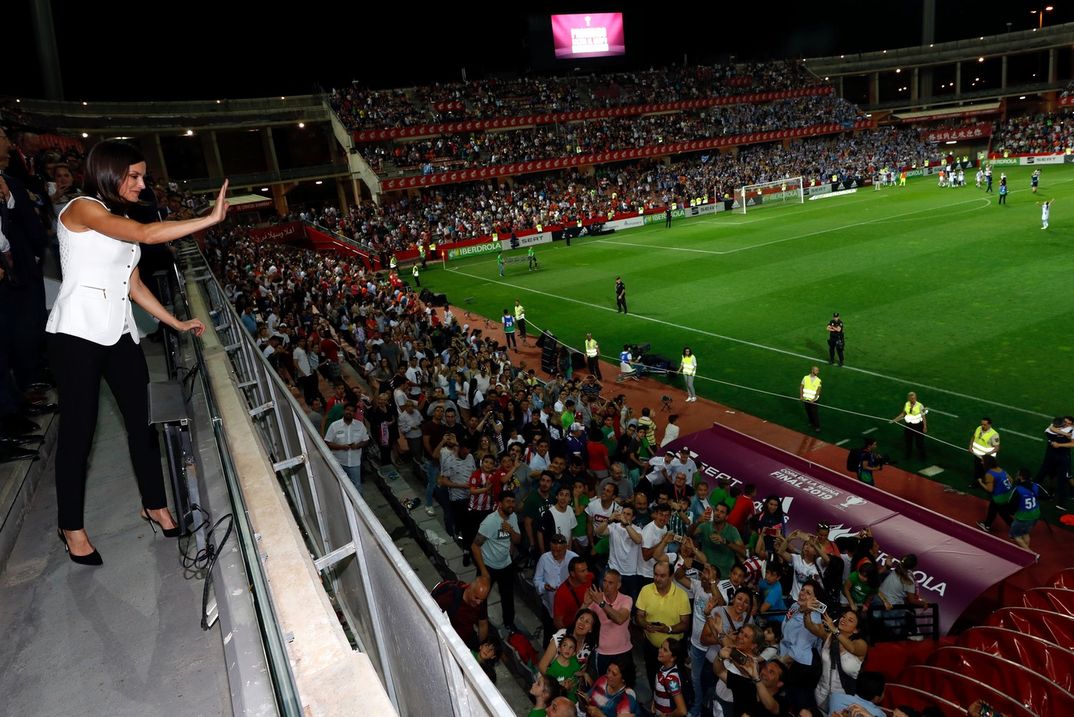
736 176 804 214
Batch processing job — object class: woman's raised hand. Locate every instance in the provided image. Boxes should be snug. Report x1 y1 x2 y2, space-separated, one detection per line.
210 180 231 223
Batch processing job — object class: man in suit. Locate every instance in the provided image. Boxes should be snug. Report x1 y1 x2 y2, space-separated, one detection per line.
0 126 48 458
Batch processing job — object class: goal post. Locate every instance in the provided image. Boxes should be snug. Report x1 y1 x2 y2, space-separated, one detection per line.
736 176 804 214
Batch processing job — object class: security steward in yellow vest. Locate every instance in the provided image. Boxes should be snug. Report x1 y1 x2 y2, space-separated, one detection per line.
514 300 527 341
584 333 602 380
892 392 928 461
969 418 1001 483
800 366 822 432
412 263 420 287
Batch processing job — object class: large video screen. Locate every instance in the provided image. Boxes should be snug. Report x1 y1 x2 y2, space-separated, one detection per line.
551 13 626 59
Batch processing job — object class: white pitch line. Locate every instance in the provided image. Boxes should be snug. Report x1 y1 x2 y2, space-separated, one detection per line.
998 427 1042 441
862 427 878 435
836 439 850 446
928 408 959 418
444 265 1050 419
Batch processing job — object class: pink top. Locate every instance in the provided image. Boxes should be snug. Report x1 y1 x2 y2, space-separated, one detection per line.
595 591 634 656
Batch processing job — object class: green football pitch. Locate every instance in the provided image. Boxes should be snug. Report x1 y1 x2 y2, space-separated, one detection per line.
423 165 1072 516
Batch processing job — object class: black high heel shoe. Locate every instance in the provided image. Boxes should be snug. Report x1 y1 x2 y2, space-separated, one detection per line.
57 529 103 566
140 510 182 538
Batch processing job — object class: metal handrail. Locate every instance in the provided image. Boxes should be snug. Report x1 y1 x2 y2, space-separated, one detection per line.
172 252 304 715
188 243 512 716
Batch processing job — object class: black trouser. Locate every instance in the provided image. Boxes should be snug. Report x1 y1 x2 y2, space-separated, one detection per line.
298 373 320 406
486 562 517 628
587 355 602 379
517 318 527 339
617 296 628 313
828 340 844 366
803 400 820 430
983 499 1015 528
49 333 166 530
9 277 48 390
505 331 517 349
463 508 493 558
903 422 927 459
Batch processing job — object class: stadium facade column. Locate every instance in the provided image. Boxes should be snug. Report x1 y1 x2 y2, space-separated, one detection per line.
1045 49 1059 112
835 77 844 98
147 133 169 182
201 130 225 179
1001 55 1008 90
262 126 280 176
911 68 919 103
955 61 962 97
336 179 349 212
869 73 879 105
919 68 933 100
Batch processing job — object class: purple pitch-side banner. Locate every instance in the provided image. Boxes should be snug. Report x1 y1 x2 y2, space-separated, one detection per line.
669 424 1036 635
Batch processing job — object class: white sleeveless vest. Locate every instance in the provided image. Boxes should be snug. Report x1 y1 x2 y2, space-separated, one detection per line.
46 196 141 346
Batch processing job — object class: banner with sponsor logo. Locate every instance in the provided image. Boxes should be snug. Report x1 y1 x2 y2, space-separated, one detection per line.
669 425 1034 635
248 221 305 245
606 215 647 231
379 120 876 191
922 123 992 143
353 86 833 143
1020 154 1066 166
802 184 833 198
644 208 687 224
500 232 552 252
447 238 501 260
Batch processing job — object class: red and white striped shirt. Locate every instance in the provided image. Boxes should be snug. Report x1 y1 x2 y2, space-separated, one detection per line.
652 663 682 714
468 469 495 512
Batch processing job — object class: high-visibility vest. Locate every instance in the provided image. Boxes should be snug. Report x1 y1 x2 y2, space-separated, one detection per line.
389 256 397 269
430 242 437 251
972 427 999 456
801 375 821 401
585 339 599 357
412 265 419 277
903 402 925 424
577 220 583 229
681 355 697 376
514 304 525 320
419 245 426 257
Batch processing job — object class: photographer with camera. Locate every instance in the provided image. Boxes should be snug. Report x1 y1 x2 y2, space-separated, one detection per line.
856 438 885 486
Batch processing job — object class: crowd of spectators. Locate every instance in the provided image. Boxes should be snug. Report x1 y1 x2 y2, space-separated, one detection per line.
211 230 940 717
330 61 824 130
989 111 1074 155
361 96 861 177
304 128 934 256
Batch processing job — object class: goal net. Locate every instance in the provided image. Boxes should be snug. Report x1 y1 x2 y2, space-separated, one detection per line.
736 176 804 214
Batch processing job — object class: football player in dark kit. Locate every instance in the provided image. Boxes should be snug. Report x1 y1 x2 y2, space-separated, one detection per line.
826 312 845 367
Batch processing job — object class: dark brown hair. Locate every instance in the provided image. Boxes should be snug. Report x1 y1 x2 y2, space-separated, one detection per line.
83 140 144 213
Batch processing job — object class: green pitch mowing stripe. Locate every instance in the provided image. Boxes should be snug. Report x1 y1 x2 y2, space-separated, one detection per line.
425 168 1073 517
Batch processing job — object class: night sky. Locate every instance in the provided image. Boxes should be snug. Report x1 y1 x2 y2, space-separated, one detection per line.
7 1 1073 102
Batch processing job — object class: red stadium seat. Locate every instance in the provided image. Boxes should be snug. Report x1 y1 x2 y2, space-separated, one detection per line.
958 626 1074 692
986 607 1074 650
883 684 965 717
1023 587 1074 617
896 665 1035 717
1053 568 1074 589
927 646 1074 716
